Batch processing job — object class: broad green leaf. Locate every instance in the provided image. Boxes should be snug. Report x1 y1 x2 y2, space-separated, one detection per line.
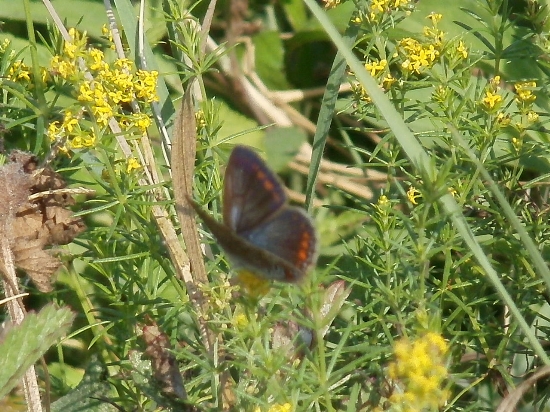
0 305 74 400
51 359 115 412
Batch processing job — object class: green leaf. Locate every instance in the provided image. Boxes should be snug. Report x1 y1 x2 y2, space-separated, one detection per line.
0 305 74 399
254 31 289 90
51 359 115 412
264 127 306 172
281 0 309 31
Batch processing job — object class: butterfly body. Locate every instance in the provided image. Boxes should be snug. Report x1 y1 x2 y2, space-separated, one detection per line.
189 146 318 282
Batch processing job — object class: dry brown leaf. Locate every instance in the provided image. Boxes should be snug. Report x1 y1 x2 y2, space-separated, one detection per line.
11 239 61 293
142 322 187 400
0 151 86 292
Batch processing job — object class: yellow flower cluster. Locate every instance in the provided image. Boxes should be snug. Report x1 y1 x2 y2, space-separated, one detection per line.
353 59 396 102
512 80 538 138
515 81 536 103
478 77 538 146
126 157 141 173
48 111 96 154
8 60 31 82
1 40 39 83
397 14 444 75
388 332 450 411
398 38 439 74
368 0 411 22
455 40 469 59
352 13 468 105
480 75 503 112
254 403 292 412
47 27 158 154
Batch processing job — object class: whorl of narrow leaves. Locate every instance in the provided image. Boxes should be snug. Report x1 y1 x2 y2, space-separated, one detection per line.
0 304 74 399
0 151 86 292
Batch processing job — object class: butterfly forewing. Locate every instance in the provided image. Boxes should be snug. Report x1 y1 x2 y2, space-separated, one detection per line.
223 146 286 233
239 207 318 277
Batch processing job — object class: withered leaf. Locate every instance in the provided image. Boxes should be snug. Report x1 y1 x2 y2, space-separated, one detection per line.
142 322 187 400
0 151 86 292
12 238 61 293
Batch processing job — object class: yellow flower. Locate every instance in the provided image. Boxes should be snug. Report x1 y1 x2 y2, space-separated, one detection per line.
127 112 153 133
108 89 125 104
64 41 78 59
423 44 439 62
63 111 79 133
87 48 106 71
374 195 391 217
367 0 410 21
382 74 396 89
398 37 440 74
267 403 292 412
8 60 31 82
456 40 468 59
78 81 95 102
47 121 62 142
126 157 141 173
50 55 77 79
371 0 386 14
407 186 421 205
195 110 207 129
379 195 389 205
0 38 10 53
425 332 448 355
427 12 442 24
70 130 96 149
83 130 96 147
365 59 387 77
482 91 503 110
232 313 248 329
432 85 448 103
92 103 114 126
64 28 87 60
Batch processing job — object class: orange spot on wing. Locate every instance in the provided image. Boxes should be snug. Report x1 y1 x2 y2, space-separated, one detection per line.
295 229 313 268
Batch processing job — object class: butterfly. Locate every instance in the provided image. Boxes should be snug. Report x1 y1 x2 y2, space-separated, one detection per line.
188 145 318 282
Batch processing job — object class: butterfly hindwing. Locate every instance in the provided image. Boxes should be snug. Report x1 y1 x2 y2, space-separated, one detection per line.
189 198 301 282
239 207 318 278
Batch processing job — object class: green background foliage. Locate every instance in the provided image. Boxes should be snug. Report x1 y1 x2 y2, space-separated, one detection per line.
2 0 550 411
